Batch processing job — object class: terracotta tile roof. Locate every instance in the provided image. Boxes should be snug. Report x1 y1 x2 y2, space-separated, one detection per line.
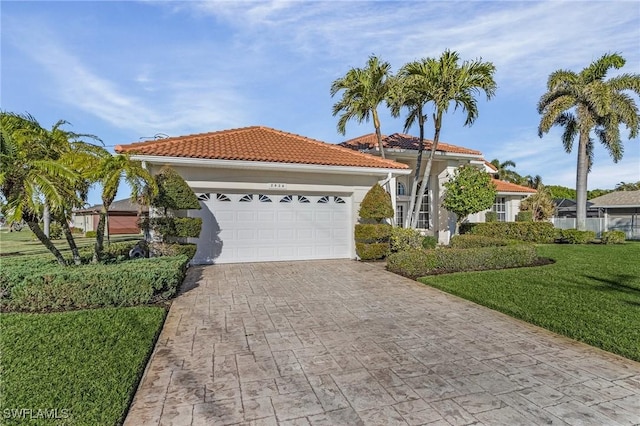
115 126 407 170
340 133 483 156
484 160 498 172
492 179 537 193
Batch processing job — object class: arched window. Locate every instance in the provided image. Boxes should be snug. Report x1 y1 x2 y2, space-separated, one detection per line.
397 181 406 196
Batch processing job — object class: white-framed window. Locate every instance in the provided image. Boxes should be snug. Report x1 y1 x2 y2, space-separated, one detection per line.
493 197 506 222
417 192 430 229
397 181 406 196
396 205 404 228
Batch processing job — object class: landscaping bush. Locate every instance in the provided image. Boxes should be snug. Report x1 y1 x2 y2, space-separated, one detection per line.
358 183 393 222
152 167 201 211
355 224 393 242
459 222 476 234
556 229 596 244
150 242 198 259
142 217 202 239
485 211 498 223
1 255 190 312
173 217 203 238
49 223 63 239
85 230 97 238
389 227 423 252
600 230 626 245
466 222 556 243
449 234 512 249
387 245 538 278
515 211 533 222
422 235 437 249
355 242 389 261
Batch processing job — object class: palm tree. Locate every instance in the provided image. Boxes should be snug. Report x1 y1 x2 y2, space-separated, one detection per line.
538 53 640 230
526 174 543 190
489 159 522 183
615 181 640 191
388 68 430 227
92 153 156 263
331 55 393 159
0 112 81 265
404 50 497 228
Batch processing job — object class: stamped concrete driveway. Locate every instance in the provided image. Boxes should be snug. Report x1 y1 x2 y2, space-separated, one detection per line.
125 260 640 426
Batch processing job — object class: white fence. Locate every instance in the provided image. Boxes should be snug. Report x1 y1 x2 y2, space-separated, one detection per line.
551 217 640 240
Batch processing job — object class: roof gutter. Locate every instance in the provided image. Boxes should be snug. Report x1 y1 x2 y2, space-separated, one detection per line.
128 155 411 176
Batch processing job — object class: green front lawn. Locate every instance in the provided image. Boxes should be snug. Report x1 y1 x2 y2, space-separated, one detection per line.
0 306 167 425
419 242 640 362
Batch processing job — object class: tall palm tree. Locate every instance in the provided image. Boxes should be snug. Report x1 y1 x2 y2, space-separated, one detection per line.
489 158 522 183
526 174 543 190
538 53 640 230
388 70 430 227
404 50 497 228
92 153 156 263
331 55 393 159
0 112 83 265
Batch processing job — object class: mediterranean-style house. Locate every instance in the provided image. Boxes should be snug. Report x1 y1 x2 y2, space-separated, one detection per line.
340 133 536 243
116 126 535 264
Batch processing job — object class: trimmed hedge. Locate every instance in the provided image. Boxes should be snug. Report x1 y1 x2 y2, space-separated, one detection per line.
150 242 198 259
515 211 533 222
600 231 626 245
463 222 556 243
85 230 97 238
449 234 512 249
389 227 424 252
556 229 596 244
1 255 190 312
485 211 498 223
355 242 388 261
422 235 437 249
355 224 392 242
387 245 539 278
142 217 203 239
359 183 393 222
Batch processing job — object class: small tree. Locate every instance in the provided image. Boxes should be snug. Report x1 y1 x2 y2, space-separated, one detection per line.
443 166 496 232
354 184 393 260
146 167 202 243
520 187 555 221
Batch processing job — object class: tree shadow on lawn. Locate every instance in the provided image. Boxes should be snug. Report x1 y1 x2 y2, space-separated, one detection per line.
584 274 640 297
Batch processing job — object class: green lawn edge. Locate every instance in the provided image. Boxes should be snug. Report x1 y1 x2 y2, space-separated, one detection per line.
417 243 640 362
0 306 167 426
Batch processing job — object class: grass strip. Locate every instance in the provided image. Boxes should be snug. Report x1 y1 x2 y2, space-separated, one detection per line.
418 243 640 362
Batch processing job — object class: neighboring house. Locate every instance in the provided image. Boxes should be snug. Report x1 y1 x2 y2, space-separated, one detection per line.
553 198 601 218
589 190 640 240
340 133 536 242
73 198 147 235
115 126 410 264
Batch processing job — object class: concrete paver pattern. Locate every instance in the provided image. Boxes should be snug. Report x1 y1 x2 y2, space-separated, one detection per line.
125 260 640 425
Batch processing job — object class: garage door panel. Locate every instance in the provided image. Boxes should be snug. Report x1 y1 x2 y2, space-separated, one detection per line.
191 193 351 264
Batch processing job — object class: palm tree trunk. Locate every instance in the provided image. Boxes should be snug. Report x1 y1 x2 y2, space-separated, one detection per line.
575 130 590 231
92 205 109 263
26 220 66 265
372 109 386 159
406 112 425 228
58 213 81 265
411 112 441 228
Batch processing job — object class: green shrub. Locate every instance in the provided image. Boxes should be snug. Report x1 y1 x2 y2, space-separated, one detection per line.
467 222 556 243
449 234 511 249
356 242 389 261
152 167 201 211
150 242 198 259
1 255 189 312
355 224 392 242
459 223 477 234
485 211 498 223
600 231 626 245
422 235 437 249
49 223 63 239
515 211 534 222
359 184 393 222
85 230 97 238
387 245 539 278
389 227 423 252
557 229 596 244
173 217 202 238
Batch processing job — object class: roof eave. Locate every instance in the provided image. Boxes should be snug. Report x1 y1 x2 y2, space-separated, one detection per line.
130 155 411 176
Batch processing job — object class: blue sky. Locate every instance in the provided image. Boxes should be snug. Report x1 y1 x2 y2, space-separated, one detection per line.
2 1 639 206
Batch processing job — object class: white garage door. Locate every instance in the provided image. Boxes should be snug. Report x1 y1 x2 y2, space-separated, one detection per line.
190 193 352 264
